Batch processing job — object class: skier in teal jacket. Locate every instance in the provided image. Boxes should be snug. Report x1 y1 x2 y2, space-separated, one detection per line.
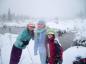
9 22 35 64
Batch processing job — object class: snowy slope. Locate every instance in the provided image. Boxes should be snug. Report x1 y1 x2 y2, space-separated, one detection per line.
63 46 86 64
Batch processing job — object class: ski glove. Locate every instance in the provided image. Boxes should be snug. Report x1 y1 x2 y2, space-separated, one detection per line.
21 40 29 47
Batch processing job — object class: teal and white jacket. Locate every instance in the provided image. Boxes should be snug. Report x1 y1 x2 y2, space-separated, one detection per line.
14 28 34 49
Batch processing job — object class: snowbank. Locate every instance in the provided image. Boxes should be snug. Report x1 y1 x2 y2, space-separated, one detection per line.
63 46 86 64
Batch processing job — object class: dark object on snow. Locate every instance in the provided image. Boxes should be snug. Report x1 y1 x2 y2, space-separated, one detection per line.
21 40 29 47
73 56 86 64
9 45 22 64
72 39 86 47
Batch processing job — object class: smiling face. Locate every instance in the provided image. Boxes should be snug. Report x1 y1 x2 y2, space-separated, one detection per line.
27 23 35 31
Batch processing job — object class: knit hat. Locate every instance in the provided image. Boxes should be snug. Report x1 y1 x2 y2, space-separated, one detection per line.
37 20 45 25
47 28 56 35
36 20 46 33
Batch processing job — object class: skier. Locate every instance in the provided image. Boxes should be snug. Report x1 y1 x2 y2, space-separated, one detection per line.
9 22 35 64
46 29 63 64
34 20 47 64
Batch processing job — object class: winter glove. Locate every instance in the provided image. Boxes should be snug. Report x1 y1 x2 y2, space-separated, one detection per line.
21 40 29 47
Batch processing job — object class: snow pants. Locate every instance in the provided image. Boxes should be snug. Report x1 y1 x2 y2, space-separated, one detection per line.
9 45 22 64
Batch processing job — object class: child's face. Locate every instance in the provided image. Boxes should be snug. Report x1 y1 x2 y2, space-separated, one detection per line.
48 34 53 39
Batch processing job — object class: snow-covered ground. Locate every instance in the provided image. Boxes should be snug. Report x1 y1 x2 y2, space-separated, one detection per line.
63 46 86 64
0 18 86 64
0 33 86 64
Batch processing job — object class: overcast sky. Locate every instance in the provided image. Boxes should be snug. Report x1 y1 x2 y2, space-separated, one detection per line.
0 0 86 19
